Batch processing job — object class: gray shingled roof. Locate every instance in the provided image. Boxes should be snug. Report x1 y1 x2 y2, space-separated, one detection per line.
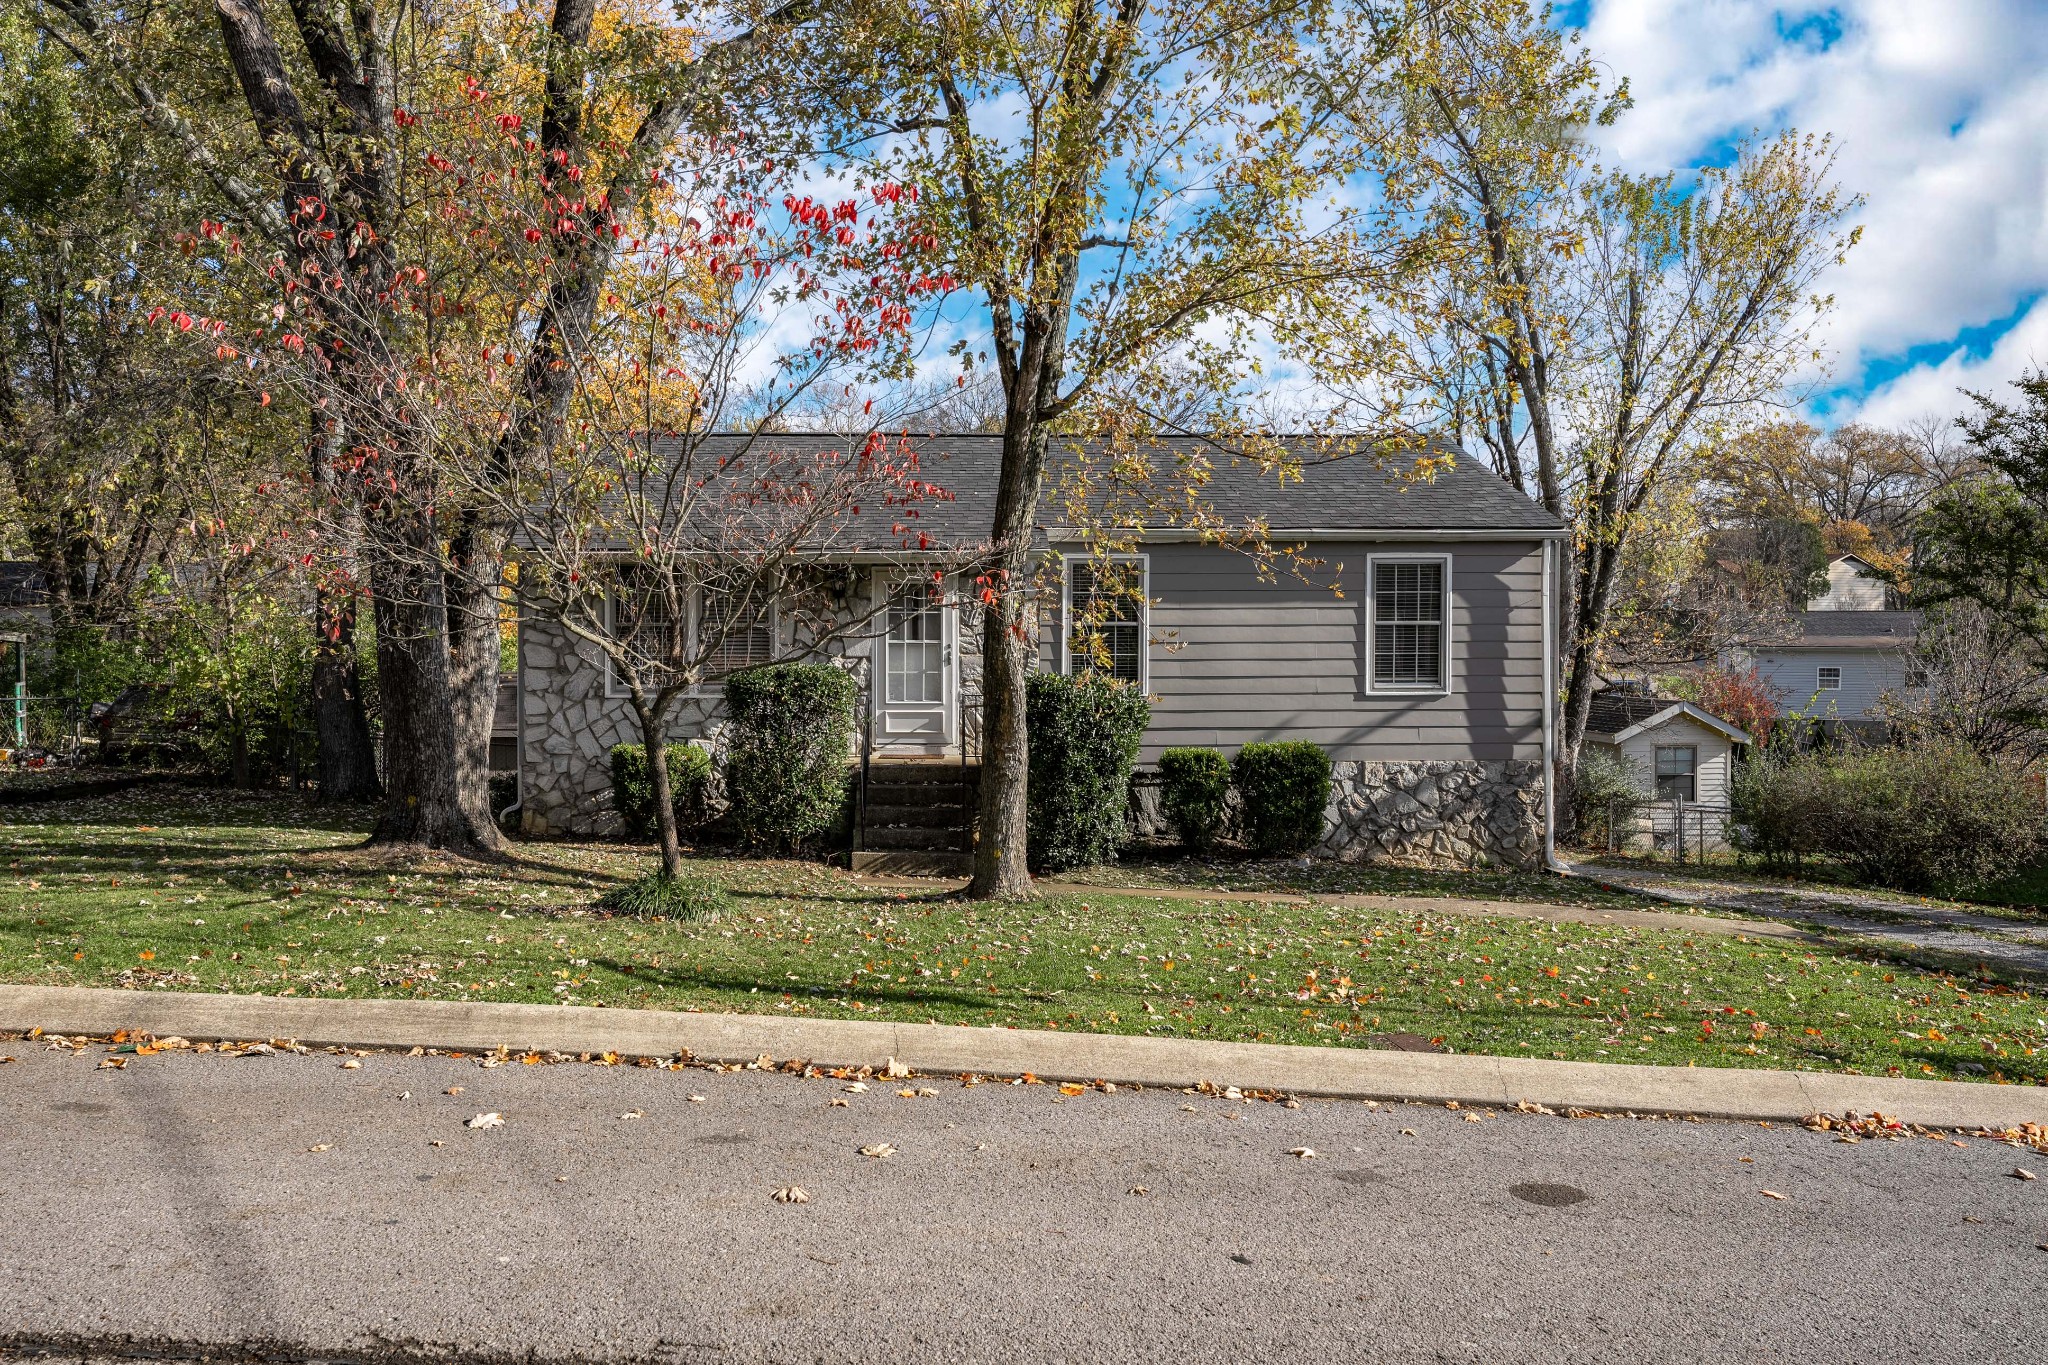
556 432 1562 552
1585 691 1682 738
1766 610 1922 650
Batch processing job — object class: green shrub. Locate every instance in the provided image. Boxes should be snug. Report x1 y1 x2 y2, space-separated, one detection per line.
595 870 733 920
722 663 857 854
609 743 713 840
1570 747 1645 839
1232 740 1331 854
1026 671 1152 873
1158 746 1231 849
1734 744 2042 892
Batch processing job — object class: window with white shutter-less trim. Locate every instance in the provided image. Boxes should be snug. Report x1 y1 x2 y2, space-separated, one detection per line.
1064 558 1145 685
701 590 772 678
1370 558 1448 691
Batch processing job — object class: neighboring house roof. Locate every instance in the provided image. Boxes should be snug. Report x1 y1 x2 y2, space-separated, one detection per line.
0 562 49 609
556 433 1566 554
1585 691 1753 746
1762 609 1922 651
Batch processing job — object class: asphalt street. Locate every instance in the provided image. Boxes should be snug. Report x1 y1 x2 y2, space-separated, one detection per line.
0 1040 2042 1364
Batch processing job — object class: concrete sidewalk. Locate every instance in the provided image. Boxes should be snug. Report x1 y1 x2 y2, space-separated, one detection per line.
6 984 2044 1130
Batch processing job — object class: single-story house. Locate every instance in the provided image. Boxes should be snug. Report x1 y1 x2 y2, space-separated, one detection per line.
1584 689 1752 852
512 434 1569 870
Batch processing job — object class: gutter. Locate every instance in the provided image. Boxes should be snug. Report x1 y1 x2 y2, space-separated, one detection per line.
1542 537 1565 874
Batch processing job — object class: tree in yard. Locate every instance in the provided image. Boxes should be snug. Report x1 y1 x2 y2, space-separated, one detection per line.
472 162 969 876
820 0 1410 896
1339 2 1861 802
38 0 806 850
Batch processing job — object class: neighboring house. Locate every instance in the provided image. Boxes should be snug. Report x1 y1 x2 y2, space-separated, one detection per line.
514 434 1569 870
1584 689 1751 852
1807 552 1890 611
1733 555 1921 728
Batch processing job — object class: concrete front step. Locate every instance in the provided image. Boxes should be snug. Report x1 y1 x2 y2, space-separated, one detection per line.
863 801 973 829
860 826 970 852
850 850 975 877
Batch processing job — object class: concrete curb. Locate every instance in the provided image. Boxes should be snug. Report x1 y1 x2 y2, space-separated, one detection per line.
4 984 2044 1129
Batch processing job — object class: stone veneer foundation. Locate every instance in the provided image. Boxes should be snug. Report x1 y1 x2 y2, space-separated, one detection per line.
1131 758 1543 870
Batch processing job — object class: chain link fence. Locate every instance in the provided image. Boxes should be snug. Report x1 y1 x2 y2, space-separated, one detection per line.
1582 796 1734 865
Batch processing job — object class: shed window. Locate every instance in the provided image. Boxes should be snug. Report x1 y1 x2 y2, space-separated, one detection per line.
1654 745 1697 802
1816 666 1841 691
1065 558 1146 685
1371 558 1448 690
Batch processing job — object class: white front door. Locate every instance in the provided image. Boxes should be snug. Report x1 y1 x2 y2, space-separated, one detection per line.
876 577 954 752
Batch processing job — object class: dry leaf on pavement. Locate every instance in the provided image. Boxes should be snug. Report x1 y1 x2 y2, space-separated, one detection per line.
772 1186 811 1204
884 1057 910 1079
858 1142 897 1159
466 1112 505 1130
1288 1147 1318 1160
688 1095 707 1103
619 1110 644 1120
340 1060 361 1070
1760 1189 1788 1200
2012 1168 2037 1181
307 1144 331 1153
828 1098 849 1107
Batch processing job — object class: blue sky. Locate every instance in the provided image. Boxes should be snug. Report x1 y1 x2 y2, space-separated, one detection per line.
1567 0 2048 425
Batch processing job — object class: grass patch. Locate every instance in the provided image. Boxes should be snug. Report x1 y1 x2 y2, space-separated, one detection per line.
595 871 734 921
3 787 2044 1084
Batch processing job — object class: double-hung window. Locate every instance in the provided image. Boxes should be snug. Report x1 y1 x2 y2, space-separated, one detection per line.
1816 666 1842 691
1369 556 1450 692
1654 745 1697 802
609 574 772 692
700 589 772 679
1063 556 1146 685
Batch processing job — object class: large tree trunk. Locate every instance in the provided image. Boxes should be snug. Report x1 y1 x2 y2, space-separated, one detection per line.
312 589 381 801
967 383 1056 900
446 521 508 852
310 414 381 802
363 522 474 851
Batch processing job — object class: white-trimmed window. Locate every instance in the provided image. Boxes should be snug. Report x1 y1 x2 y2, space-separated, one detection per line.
607 576 773 694
1062 555 1147 686
1654 745 1697 802
1816 666 1842 691
699 589 773 678
1368 555 1451 693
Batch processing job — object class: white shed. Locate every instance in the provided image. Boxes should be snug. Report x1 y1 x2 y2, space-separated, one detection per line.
1585 692 1753 851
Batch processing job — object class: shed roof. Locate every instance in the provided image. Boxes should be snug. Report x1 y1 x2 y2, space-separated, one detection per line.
1585 691 1752 746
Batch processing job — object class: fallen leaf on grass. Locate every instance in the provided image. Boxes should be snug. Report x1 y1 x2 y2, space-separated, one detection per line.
1760 1189 1787 1200
466 1112 505 1130
771 1186 810 1204
858 1142 897 1159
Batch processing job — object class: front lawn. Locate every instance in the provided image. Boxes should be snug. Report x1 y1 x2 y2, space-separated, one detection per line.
3 786 2043 1084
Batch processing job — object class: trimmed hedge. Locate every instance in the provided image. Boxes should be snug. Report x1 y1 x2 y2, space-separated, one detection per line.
1026 671 1152 873
722 662 857 854
608 743 713 840
1233 740 1332 854
1158 746 1231 849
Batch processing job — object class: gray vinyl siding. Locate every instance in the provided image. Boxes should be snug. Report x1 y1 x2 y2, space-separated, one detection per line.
1752 648 1911 720
1087 539 1547 763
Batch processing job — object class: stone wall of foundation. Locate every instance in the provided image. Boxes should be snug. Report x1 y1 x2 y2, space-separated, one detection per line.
1130 758 1544 870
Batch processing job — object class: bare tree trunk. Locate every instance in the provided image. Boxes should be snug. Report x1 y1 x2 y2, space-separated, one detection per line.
633 698 686 879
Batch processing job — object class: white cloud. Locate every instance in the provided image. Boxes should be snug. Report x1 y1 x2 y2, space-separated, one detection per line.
1579 0 2048 422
